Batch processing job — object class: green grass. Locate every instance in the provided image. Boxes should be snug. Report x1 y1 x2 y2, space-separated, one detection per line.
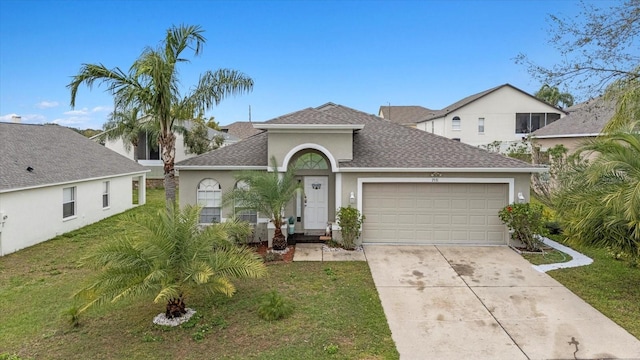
0 189 397 359
521 248 572 265
528 234 640 339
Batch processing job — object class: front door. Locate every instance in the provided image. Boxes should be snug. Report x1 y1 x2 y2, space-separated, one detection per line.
304 176 328 230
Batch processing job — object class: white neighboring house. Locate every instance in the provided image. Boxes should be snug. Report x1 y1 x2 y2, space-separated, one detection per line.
410 84 567 147
101 120 240 179
0 123 148 256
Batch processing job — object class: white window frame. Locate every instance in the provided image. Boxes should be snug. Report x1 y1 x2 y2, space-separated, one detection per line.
478 118 485 134
63 186 76 219
234 181 257 223
452 116 461 131
102 181 110 209
197 179 222 224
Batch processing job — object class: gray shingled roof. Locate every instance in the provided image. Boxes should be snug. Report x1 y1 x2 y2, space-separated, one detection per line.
177 103 537 170
419 84 563 122
378 106 435 125
220 121 263 140
532 97 616 137
0 123 147 192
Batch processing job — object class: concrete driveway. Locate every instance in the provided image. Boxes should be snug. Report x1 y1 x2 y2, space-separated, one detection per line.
364 245 640 360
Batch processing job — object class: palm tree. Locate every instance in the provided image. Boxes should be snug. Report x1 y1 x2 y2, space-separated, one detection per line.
75 205 266 318
68 24 254 206
554 121 640 259
225 157 301 250
100 105 146 161
535 84 575 108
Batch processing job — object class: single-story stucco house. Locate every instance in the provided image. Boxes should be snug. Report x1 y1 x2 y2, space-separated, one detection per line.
0 122 148 256
176 103 543 247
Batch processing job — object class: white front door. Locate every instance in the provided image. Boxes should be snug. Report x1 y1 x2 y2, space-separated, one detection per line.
304 176 328 230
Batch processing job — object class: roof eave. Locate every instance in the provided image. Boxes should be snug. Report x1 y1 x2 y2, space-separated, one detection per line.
0 170 150 194
338 167 547 174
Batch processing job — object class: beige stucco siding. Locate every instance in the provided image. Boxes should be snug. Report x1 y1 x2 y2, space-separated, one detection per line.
267 132 353 167
416 86 564 146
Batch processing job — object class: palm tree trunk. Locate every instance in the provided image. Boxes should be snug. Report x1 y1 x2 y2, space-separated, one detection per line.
159 130 177 208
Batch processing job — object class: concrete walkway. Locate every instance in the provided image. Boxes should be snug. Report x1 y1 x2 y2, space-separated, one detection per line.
293 243 366 261
532 236 594 273
365 245 640 360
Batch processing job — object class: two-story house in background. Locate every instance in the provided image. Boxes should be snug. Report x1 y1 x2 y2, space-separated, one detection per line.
380 84 566 148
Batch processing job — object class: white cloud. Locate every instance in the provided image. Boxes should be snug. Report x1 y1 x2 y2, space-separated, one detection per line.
92 106 112 112
64 108 89 116
36 100 59 109
0 113 19 121
0 113 46 123
52 116 91 126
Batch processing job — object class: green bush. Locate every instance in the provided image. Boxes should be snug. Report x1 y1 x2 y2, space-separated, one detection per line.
544 221 563 235
336 206 365 250
498 203 548 251
258 290 293 321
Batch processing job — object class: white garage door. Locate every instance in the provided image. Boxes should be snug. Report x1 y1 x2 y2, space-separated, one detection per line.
362 183 508 245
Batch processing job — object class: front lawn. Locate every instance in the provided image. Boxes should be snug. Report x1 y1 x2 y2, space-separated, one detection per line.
527 235 640 339
0 189 398 359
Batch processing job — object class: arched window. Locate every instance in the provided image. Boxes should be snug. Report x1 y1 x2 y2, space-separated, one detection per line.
295 153 328 170
452 116 461 130
235 181 257 223
197 179 222 223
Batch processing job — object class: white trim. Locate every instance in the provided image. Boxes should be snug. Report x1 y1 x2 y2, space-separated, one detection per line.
138 160 163 166
176 165 267 171
356 177 515 213
335 172 343 210
341 167 546 174
532 133 600 139
0 170 150 194
279 143 339 172
254 124 365 131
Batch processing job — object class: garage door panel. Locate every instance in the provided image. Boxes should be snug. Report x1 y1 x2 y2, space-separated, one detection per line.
451 215 469 225
362 183 508 245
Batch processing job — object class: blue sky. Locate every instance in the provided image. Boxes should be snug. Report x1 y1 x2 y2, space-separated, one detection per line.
0 0 587 129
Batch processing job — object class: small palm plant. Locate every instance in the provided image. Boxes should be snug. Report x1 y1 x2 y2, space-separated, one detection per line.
75 205 266 318
225 156 300 250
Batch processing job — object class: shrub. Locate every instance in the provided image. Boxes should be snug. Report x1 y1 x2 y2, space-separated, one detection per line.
258 290 293 321
498 203 548 251
544 221 563 235
336 206 365 250
263 252 283 263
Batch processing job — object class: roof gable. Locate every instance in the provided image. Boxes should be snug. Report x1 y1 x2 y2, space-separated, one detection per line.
0 123 146 192
220 121 263 139
177 103 538 171
378 105 435 125
419 84 564 122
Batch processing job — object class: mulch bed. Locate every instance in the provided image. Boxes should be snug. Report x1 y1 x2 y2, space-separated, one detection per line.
249 241 295 263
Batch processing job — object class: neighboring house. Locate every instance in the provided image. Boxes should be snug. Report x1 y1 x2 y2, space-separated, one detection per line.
532 97 616 154
388 84 566 147
0 123 148 256
220 121 263 141
378 105 435 128
176 103 542 247
103 120 240 179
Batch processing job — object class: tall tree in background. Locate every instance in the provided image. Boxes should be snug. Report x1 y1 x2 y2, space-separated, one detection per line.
534 84 574 108
68 24 254 207
517 0 639 97
181 117 224 155
517 0 639 129
100 106 146 161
